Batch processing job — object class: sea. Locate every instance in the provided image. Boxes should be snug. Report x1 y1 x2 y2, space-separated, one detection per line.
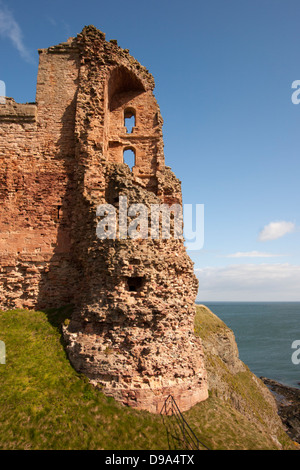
196 302 300 390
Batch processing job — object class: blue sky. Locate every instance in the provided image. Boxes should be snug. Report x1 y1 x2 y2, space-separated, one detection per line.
1 0 300 300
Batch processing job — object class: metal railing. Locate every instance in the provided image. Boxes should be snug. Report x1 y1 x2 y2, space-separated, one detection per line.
160 395 210 451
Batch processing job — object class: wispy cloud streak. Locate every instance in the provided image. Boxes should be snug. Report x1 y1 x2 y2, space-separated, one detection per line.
224 251 283 258
0 2 35 64
195 263 300 301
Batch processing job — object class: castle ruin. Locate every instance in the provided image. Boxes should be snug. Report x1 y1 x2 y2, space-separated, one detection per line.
0 26 208 413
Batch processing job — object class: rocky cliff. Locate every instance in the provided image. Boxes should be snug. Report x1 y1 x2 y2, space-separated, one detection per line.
188 305 297 450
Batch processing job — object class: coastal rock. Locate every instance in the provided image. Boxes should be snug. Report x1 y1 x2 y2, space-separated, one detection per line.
261 377 300 444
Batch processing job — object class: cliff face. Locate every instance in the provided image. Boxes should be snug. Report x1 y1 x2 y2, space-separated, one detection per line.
192 305 294 449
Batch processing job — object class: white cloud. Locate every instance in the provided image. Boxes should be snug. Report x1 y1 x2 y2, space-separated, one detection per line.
0 2 35 64
225 251 283 258
195 263 300 301
258 221 295 242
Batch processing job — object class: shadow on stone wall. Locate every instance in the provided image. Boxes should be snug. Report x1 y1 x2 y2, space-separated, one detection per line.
36 97 80 312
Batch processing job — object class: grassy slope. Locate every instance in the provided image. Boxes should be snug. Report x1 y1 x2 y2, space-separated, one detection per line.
0 307 168 450
0 305 296 450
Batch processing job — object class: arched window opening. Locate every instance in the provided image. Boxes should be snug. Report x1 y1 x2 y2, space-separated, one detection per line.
124 109 135 133
108 67 145 111
123 148 135 171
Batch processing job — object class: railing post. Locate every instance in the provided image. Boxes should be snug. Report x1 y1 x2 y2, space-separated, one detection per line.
160 394 210 451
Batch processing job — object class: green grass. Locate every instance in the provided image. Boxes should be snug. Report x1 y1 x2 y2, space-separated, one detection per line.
194 303 229 339
0 307 169 450
0 305 296 450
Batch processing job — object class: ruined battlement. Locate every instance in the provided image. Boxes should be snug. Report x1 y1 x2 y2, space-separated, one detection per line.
0 98 37 123
0 26 207 413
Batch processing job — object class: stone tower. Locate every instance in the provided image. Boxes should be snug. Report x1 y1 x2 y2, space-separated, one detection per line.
0 26 208 413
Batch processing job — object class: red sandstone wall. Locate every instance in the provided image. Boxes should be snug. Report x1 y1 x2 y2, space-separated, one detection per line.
0 41 80 309
0 30 162 310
